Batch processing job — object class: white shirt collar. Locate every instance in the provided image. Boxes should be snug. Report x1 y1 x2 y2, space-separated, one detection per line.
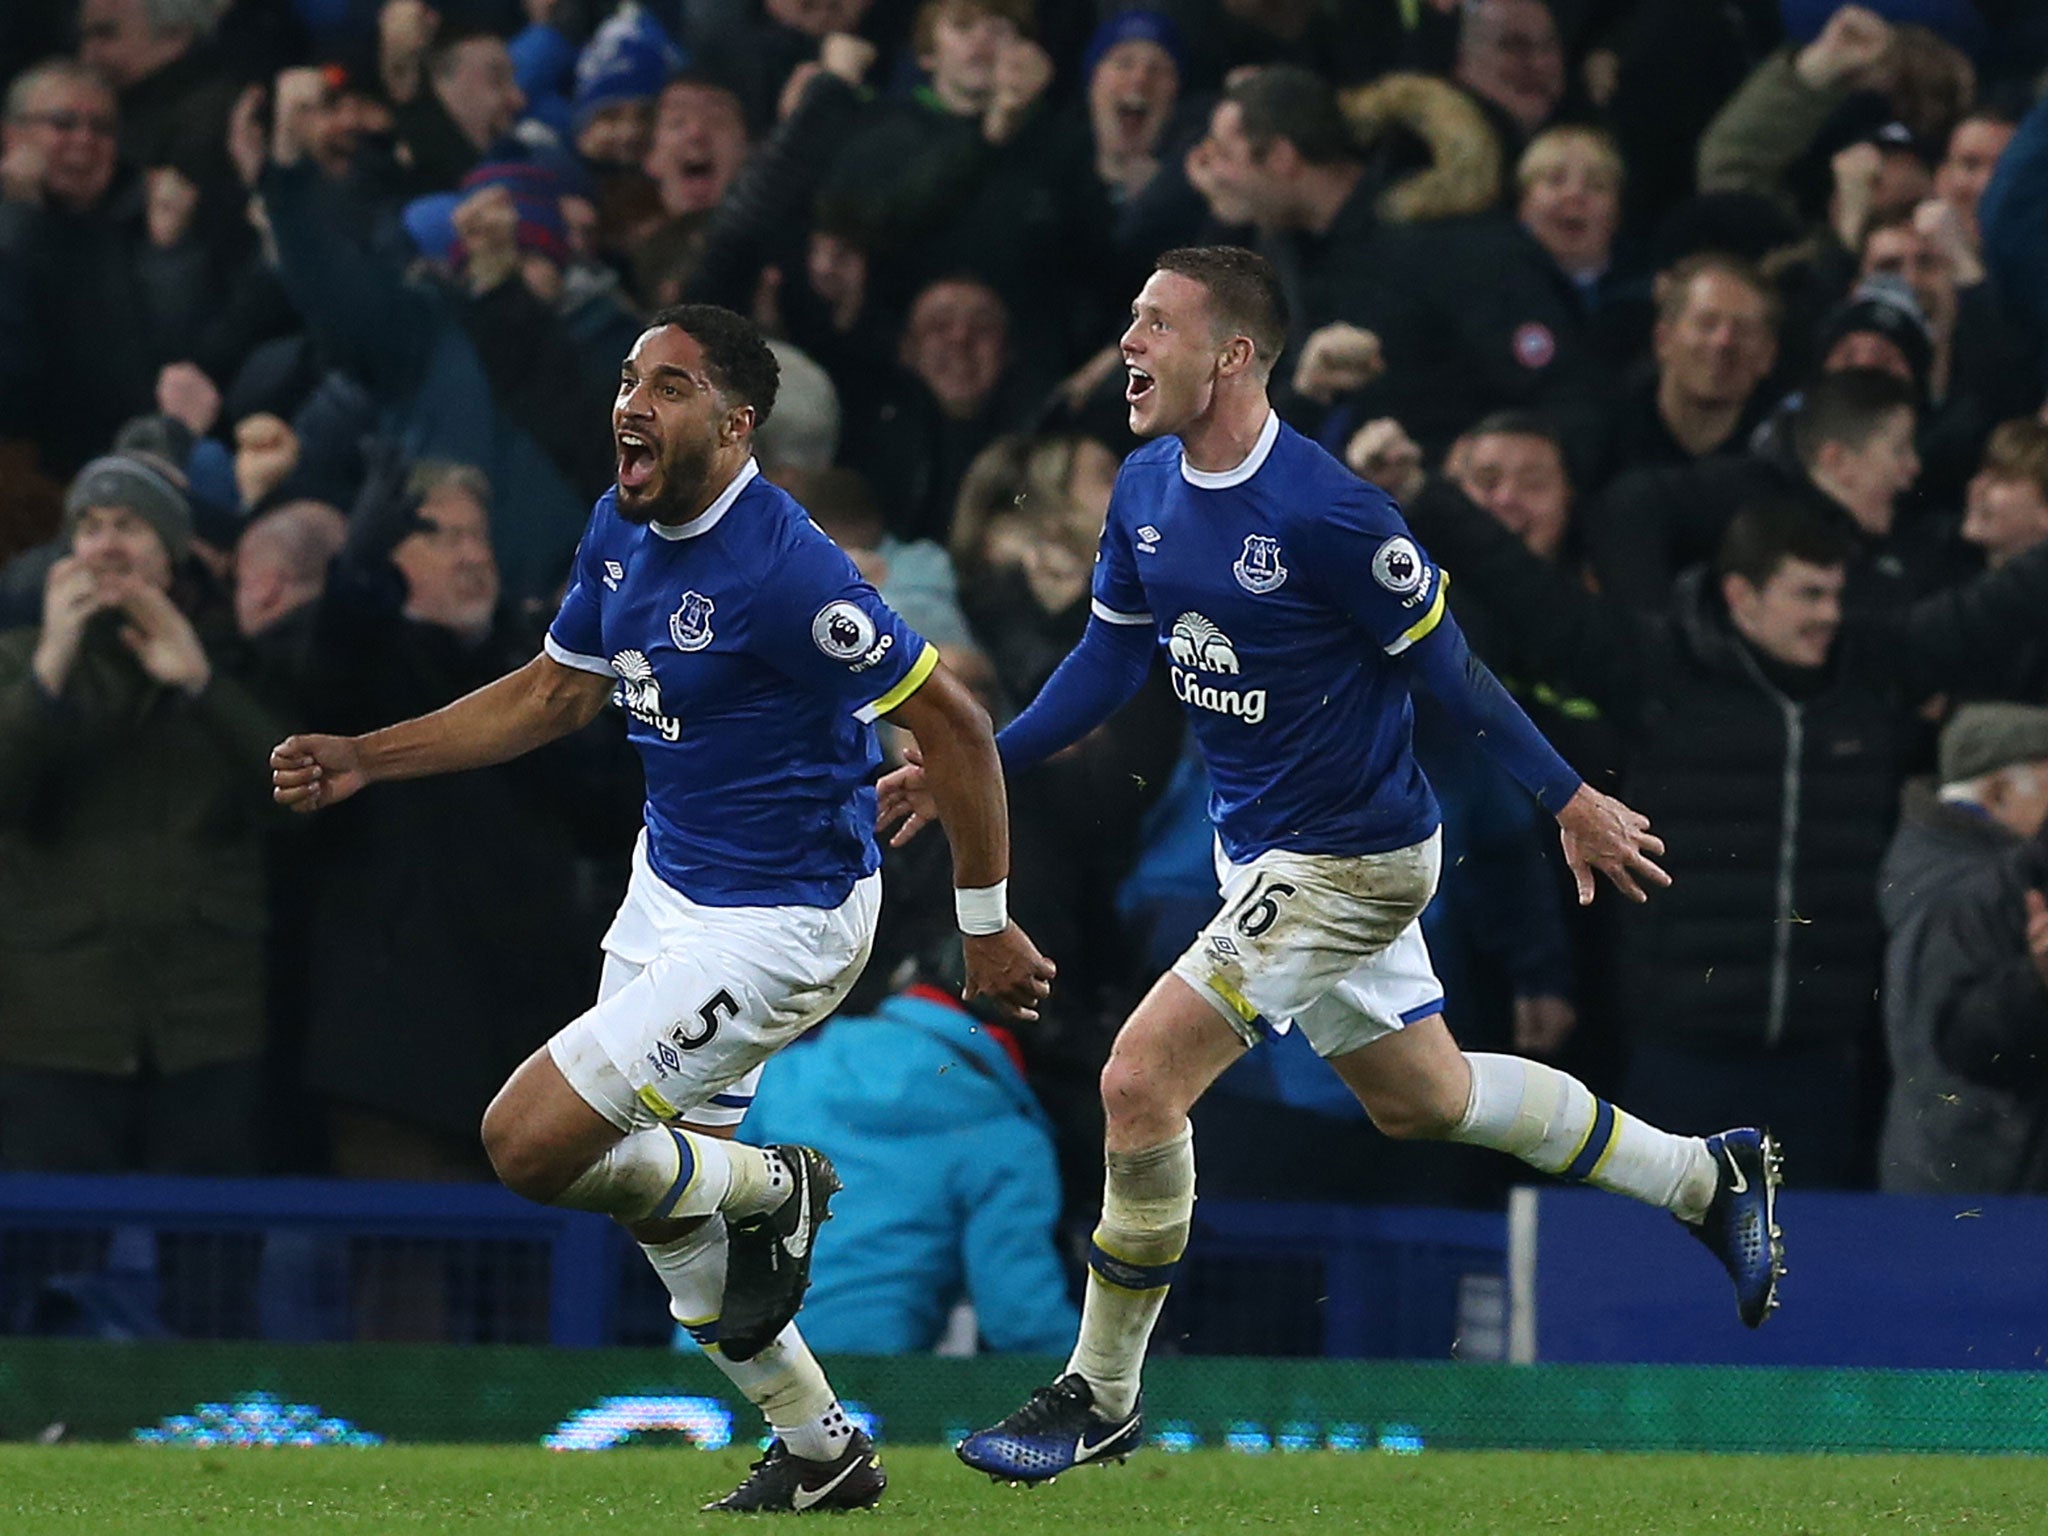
1180 410 1280 490
648 457 760 541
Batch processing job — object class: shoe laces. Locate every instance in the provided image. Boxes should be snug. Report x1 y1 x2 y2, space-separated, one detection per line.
1002 1379 1089 1435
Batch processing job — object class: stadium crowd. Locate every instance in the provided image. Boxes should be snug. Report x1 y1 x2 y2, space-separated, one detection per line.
7 0 2048 1305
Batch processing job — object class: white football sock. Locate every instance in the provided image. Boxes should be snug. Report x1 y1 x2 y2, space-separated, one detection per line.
552 1129 788 1221
1450 1052 1717 1220
642 1221 851 1460
1067 1124 1195 1421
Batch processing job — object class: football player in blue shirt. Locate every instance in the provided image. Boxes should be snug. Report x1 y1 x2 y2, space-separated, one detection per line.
879 248 1783 1483
273 305 1054 1512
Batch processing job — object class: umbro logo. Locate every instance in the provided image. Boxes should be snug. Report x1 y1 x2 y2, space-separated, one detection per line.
602 560 624 591
1136 525 1161 553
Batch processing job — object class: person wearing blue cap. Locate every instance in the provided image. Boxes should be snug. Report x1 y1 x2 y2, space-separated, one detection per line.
1082 9 1186 201
570 4 685 169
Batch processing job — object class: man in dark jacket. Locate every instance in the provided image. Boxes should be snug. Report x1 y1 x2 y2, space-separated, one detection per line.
1585 367 1969 617
1927 825 2048 1193
1406 491 2048 1185
0 454 285 1171
1879 704 2048 1193
294 454 636 1179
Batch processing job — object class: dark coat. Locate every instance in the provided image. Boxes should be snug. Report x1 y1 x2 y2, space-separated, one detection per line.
1406 485 2048 1054
1877 783 2035 1193
0 609 286 1074
1584 443 1977 618
1338 214 1616 470
1924 830 2048 1192
293 565 636 1140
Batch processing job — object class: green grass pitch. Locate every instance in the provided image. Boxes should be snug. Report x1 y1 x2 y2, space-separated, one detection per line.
4 1445 2046 1534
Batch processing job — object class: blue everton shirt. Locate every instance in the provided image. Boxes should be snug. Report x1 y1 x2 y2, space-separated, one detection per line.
1092 412 1446 862
546 460 936 907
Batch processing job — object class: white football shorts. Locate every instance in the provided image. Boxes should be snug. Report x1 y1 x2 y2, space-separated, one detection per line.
549 832 879 1132
1170 831 1446 1059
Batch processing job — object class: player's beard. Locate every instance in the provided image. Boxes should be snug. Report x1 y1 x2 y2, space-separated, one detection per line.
617 437 719 526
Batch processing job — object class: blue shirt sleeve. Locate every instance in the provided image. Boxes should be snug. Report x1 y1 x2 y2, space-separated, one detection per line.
995 617 1155 774
544 510 613 676
1089 486 1153 628
1403 612 1583 813
752 526 936 721
1292 482 1453 656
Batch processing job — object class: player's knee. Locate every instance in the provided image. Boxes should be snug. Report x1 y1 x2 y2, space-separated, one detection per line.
1099 1053 1182 1141
1359 1081 1465 1141
480 1104 564 1203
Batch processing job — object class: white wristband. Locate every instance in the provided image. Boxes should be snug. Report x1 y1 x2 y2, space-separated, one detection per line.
955 880 1009 936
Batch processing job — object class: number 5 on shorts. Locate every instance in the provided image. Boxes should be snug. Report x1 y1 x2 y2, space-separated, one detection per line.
671 987 740 1049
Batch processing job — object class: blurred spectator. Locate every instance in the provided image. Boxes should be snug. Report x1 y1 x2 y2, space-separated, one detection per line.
953 431 1117 704
1815 276 1932 395
0 61 152 475
295 454 628 1179
1516 126 1624 305
1926 826 2048 1193
816 0 1108 352
734 978 1079 1354
1604 254 1779 482
1060 7 1205 284
1409 495 2048 1185
389 23 529 197
0 454 285 1172
1186 65 1381 372
79 0 246 238
1880 704 2048 1192
560 3 682 167
259 109 611 601
1587 368 1956 617
754 339 840 478
1931 106 2017 253
1222 62 1612 464
1452 0 1566 148
695 0 873 135
1962 418 2048 572
845 273 1026 544
630 73 749 304
1699 7 1975 225
233 498 346 641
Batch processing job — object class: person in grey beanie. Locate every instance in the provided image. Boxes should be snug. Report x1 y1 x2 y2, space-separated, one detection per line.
1878 703 2048 1192
0 451 286 1172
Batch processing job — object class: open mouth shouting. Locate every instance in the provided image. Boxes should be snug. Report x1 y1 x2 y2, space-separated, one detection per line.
1126 365 1155 405
617 429 659 493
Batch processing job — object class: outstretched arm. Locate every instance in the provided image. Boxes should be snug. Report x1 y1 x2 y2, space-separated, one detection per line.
876 611 1154 849
1405 615 1669 904
270 652 613 811
879 660 1058 1021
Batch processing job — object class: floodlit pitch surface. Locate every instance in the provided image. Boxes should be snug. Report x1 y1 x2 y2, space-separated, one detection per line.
4 1446 2046 1534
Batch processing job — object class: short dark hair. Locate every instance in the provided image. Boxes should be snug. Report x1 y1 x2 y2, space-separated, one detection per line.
1790 367 1915 469
1223 65 1355 167
1716 499 1857 588
1153 246 1289 374
1464 410 1566 453
646 304 780 426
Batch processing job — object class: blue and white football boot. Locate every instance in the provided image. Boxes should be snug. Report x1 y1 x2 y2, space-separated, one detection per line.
956 1374 1143 1485
1685 1127 1784 1327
